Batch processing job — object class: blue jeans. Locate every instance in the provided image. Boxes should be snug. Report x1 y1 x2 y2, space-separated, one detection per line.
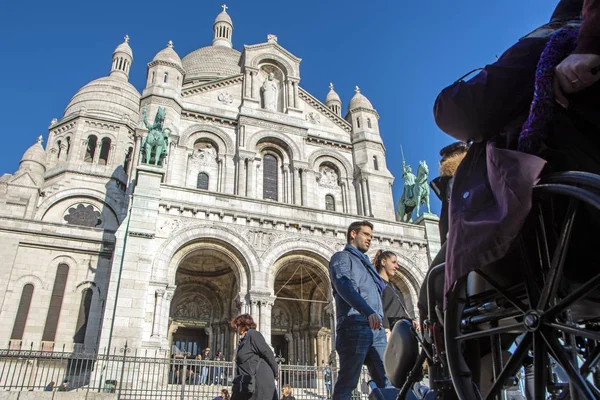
333 319 389 399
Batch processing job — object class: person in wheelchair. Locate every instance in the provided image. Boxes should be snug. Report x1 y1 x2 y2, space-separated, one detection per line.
422 0 600 398
383 1 599 399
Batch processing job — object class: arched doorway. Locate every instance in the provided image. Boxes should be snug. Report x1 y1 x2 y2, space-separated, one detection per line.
169 247 242 360
272 253 332 365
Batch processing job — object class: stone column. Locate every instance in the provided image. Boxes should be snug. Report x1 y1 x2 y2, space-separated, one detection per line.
162 291 174 343
205 327 213 352
360 178 368 216
236 156 246 196
151 289 165 337
260 297 275 347
93 142 102 164
247 158 256 198
250 299 259 327
251 71 260 100
365 178 373 217
244 70 252 98
58 143 68 162
111 144 118 165
286 81 294 110
293 167 301 205
300 169 307 206
304 170 316 208
340 182 347 213
217 157 223 192
292 81 299 108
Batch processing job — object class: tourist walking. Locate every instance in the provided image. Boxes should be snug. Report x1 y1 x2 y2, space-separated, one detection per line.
372 249 411 341
231 314 278 400
328 220 389 399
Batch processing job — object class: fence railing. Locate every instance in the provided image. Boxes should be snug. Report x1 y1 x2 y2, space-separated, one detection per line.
0 343 373 400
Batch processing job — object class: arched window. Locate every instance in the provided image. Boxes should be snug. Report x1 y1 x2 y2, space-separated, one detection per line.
42 264 69 342
66 137 71 155
197 172 209 190
164 72 168 83
151 71 155 83
84 135 97 163
10 284 34 341
263 154 278 201
325 195 335 212
367 118 372 128
56 140 62 159
73 289 93 344
356 117 361 128
99 137 111 165
373 156 379 171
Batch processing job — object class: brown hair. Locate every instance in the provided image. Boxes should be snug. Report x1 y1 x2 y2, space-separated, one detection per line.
372 250 396 273
221 388 230 399
346 220 373 243
230 314 257 332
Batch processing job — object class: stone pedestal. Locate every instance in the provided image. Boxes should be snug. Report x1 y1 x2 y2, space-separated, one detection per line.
415 213 441 264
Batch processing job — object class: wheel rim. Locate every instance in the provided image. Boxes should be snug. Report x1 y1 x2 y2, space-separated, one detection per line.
444 185 600 400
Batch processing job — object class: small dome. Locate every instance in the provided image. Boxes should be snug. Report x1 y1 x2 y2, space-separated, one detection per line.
182 46 241 83
21 136 46 165
153 41 182 67
214 10 232 25
114 35 133 58
325 82 341 103
348 86 374 111
63 76 141 120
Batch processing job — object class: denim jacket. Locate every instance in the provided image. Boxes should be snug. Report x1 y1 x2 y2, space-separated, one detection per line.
329 247 384 327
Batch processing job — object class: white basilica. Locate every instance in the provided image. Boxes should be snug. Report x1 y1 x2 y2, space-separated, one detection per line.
0 6 440 364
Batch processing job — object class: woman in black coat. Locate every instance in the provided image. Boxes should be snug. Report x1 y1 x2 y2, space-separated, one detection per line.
231 314 278 400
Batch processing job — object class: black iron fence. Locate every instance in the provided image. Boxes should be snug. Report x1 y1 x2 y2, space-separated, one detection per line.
0 343 373 399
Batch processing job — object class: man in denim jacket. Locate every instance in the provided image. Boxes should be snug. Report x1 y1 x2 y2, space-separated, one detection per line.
329 220 389 399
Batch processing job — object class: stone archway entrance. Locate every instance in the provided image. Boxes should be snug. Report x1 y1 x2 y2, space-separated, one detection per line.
169 247 241 360
272 254 332 365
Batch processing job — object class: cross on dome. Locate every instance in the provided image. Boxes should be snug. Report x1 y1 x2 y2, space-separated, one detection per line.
167 40 173 48
124 35 130 43
37 135 43 144
329 82 334 90
355 86 361 93
221 4 228 12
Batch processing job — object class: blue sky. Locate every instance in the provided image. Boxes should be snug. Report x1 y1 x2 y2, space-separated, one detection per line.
0 0 558 215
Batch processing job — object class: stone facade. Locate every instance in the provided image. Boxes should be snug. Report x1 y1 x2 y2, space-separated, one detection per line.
0 6 439 365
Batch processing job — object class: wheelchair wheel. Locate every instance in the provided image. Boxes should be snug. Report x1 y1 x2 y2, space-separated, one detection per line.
444 174 600 400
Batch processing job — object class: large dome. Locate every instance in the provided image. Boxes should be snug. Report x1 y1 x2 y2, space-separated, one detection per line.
182 46 241 83
63 76 141 121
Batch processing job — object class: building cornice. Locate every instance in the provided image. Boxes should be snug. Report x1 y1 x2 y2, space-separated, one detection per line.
298 88 352 133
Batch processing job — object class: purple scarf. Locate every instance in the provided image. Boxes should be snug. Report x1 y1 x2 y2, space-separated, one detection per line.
518 26 580 154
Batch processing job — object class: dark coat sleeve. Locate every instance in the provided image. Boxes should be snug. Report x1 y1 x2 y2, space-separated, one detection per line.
249 331 278 377
433 38 549 143
575 0 600 54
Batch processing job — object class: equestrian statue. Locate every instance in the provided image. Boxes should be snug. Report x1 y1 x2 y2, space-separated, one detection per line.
141 105 171 166
397 148 431 223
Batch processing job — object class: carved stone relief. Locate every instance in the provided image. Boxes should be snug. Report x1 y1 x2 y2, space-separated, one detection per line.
64 204 102 227
318 166 339 188
190 144 217 166
272 306 289 327
305 112 321 124
217 92 233 105
173 295 211 320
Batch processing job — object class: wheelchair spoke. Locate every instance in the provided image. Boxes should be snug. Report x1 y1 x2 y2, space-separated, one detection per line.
547 322 600 342
474 270 527 313
580 345 600 379
541 328 596 399
545 272 600 319
535 203 552 276
453 322 524 342
537 199 578 311
533 332 548 400
484 333 532 400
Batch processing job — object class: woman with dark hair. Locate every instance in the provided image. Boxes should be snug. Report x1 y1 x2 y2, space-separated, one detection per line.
230 314 278 400
373 250 411 341
213 388 230 400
